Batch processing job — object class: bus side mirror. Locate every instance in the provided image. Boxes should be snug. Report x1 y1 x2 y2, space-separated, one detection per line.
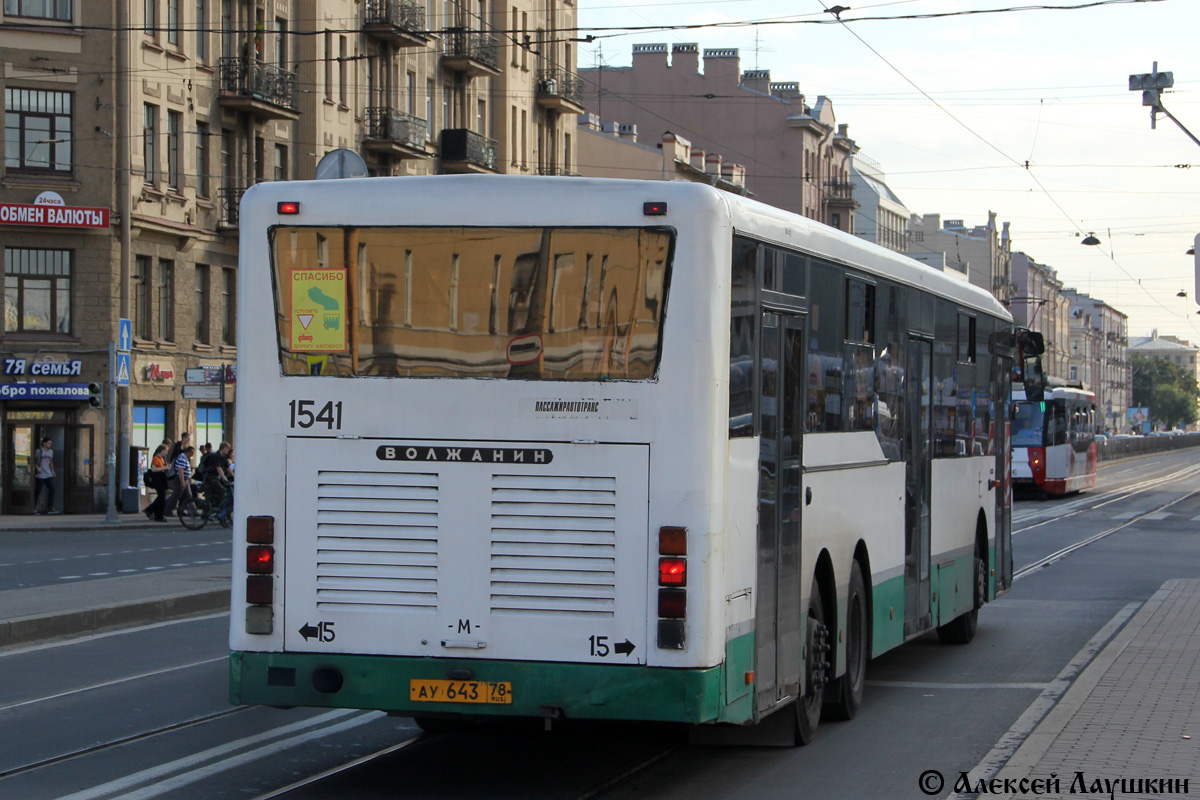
1017 330 1044 357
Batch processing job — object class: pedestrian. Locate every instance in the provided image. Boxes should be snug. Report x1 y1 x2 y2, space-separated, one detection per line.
168 431 192 466
32 437 58 514
144 444 170 521
164 445 196 517
202 442 233 508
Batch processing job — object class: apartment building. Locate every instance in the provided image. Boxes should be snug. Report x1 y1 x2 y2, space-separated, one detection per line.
1010 252 1071 381
1063 290 1130 434
851 153 910 253
578 44 858 232
908 212 1013 303
0 0 579 515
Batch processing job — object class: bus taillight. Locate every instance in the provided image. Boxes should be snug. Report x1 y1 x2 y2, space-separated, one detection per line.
247 516 275 544
247 546 274 574
657 527 687 649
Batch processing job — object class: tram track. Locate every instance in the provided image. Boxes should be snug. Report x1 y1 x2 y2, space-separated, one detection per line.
0 706 253 780
1012 463 1200 581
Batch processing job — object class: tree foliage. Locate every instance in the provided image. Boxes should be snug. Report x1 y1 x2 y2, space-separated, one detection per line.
1131 354 1200 429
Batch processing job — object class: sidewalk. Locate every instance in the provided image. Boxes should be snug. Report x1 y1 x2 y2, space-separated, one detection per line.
986 579 1200 799
0 511 170 535
0 511 231 647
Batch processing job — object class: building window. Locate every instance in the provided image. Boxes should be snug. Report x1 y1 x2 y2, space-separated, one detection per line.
134 255 151 339
324 31 333 100
339 36 348 105
196 122 210 197
426 79 434 135
132 405 167 449
274 144 288 181
143 103 158 185
4 0 72 20
195 264 210 343
221 267 235 345
406 71 416 116
167 110 181 189
1069 365 1079 381
4 248 72 334
276 17 288 67
222 0 234 58
144 0 155 34
196 405 223 449
158 259 174 341
477 99 486 135
167 0 180 44
196 0 208 61
4 89 72 172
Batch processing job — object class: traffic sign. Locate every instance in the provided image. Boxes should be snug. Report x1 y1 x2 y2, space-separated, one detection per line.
115 353 131 386
118 319 132 353
182 384 222 399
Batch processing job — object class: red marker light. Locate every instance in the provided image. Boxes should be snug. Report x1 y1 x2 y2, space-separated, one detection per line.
659 557 687 586
246 516 275 544
659 526 687 555
277 201 300 215
247 546 274 574
643 201 667 216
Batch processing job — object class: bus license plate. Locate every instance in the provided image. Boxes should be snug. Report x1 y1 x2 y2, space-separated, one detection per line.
410 679 513 704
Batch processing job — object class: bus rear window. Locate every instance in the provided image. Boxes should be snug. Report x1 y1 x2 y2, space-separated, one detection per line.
269 226 673 380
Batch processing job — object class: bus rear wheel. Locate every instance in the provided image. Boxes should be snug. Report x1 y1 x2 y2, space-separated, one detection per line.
826 561 867 720
795 581 829 745
936 554 985 645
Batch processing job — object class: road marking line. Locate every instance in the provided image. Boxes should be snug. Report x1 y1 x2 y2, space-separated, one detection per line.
867 681 1049 690
54 709 373 800
58 575 83 580
1143 511 1171 520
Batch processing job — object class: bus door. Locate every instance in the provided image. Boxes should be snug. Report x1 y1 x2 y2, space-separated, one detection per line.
755 311 806 713
904 337 933 636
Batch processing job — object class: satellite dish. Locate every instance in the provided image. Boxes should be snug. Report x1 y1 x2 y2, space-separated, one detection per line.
315 148 369 180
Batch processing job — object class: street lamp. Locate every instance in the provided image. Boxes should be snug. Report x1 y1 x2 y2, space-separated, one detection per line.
1081 232 1101 246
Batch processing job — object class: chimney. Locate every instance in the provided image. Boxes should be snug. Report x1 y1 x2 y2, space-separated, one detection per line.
705 152 723 177
632 42 668 73
742 69 770 94
770 81 802 101
662 131 689 162
672 43 699 74
577 113 600 131
601 121 621 137
702 48 740 86
691 147 706 172
721 163 746 187
618 123 637 143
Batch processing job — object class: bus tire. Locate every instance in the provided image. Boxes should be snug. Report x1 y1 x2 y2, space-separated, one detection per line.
936 555 984 645
826 561 867 721
795 581 829 745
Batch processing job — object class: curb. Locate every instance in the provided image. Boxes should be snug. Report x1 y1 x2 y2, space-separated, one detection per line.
0 587 230 648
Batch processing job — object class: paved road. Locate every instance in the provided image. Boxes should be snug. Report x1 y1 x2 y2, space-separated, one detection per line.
1 449 1197 799
0 527 231 591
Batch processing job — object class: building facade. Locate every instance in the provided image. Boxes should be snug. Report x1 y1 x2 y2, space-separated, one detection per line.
851 153 910 253
579 44 858 232
908 212 1012 304
1063 290 1129 434
0 0 581 515
1010 252 1071 382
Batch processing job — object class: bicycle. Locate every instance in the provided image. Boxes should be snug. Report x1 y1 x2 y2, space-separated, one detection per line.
177 480 234 530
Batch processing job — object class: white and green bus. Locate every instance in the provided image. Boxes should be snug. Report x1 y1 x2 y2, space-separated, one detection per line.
229 176 1032 743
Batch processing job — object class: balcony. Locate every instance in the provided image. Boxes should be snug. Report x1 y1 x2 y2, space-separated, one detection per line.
439 129 498 173
535 167 581 177
824 180 858 209
217 58 299 120
441 29 500 77
363 0 429 47
219 186 247 228
535 70 586 113
364 108 431 160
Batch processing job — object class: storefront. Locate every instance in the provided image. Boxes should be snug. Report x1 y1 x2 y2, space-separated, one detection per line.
1 363 100 514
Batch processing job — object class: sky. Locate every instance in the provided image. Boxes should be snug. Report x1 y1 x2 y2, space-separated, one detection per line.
573 0 1199 342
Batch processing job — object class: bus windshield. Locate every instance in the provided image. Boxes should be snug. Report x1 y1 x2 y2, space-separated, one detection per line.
1012 401 1045 447
269 226 673 380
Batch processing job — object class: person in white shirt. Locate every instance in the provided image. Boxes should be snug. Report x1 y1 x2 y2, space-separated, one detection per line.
164 445 196 517
32 437 58 514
